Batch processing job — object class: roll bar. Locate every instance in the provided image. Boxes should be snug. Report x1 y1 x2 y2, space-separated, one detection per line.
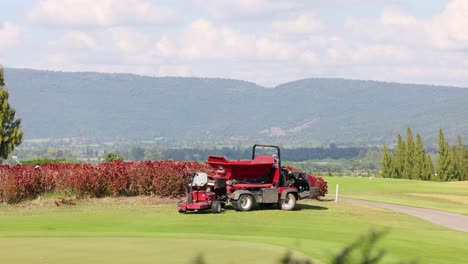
252 144 281 168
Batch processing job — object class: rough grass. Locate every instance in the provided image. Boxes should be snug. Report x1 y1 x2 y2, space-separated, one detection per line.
323 176 468 215
1 197 467 264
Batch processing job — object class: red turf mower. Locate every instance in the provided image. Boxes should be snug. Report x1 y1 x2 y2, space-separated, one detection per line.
177 144 318 213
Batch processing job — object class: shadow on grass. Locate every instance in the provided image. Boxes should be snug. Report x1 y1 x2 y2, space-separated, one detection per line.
228 203 328 211
182 210 226 215
179 202 328 214
317 197 336 202
294 203 328 211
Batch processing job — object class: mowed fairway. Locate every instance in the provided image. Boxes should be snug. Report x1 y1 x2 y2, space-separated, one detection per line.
323 176 468 215
1 197 468 264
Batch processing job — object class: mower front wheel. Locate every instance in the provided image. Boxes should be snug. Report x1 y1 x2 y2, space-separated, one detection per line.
237 194 254 211
177 200 187 214
211 201 222 214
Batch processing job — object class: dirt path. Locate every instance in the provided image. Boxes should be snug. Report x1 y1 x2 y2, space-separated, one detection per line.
343 198 468 232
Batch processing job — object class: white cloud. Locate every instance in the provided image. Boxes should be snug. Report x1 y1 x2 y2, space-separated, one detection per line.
346 1 468 51
179 19 220 60
271 15 322 34
109 27 151 54
151 35 177 58
350 45 412 63
180 18 296 61
255 37 295 59
300 50 318 64
43 27 157 71
7 0 468 88
380 7 418 26
194 0 300 20
0 22 22 51
47 53 67 65
159 65 191 77
49 31 97 49
344 14 423 48
28 0 175 27
427 0 468 50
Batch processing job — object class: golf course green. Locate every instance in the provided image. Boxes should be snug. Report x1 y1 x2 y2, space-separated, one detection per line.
1 190 467 264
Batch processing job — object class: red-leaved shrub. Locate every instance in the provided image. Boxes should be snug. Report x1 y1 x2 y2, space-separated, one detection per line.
0 160 326 203
0 161 215 203
314 176 328 198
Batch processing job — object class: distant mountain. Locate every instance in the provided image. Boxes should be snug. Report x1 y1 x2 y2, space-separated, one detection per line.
4 68 468 147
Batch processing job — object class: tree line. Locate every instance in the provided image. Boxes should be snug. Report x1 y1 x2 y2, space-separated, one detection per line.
106 145 363 162
381 128 468 181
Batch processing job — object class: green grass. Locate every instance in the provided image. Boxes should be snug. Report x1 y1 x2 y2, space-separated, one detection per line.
0 237 308 264
0 197 467 263
323 176 468 215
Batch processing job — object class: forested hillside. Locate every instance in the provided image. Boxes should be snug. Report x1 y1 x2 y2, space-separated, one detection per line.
5 68 468 147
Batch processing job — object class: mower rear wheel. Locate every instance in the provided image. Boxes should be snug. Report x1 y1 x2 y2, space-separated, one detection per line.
280 193 297 211
211 201 222 214
237 194 254 211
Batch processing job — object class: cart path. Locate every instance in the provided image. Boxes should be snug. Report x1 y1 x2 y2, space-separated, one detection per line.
343 198 468 232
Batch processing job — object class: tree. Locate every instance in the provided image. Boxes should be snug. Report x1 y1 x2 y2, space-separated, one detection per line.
380 144 396 178
412 133 426 180
424 154 434 181
394 133 406 178
143 149 153 161
0 66 23 160
104 152 122 162
451 145 461 181
130 146 145 161
403 128 415 179
436 129 454 181
456 136 468 181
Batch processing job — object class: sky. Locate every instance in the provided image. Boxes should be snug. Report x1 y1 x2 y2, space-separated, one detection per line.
1 0 467 87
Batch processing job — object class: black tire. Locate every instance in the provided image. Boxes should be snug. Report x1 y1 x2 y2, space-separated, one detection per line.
178 200 187 213
237 194 254 211
281 193 297 211
211 201 222 214
231 201 239 211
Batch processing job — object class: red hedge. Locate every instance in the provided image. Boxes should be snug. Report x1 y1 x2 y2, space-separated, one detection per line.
0 161 214 203
0 161 327 203
313 176 328 198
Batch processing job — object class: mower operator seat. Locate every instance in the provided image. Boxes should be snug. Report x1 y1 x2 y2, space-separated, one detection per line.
192 173 208 187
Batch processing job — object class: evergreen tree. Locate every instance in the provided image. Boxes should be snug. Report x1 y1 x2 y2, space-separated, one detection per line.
404 128 415 179
394 133 406 178
463 149 468 181
436 129 453 181
381 144 396 178
412 133 426 180
0 66 23 160
451 145 461 181
457 136 468 181
424 154 434 181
